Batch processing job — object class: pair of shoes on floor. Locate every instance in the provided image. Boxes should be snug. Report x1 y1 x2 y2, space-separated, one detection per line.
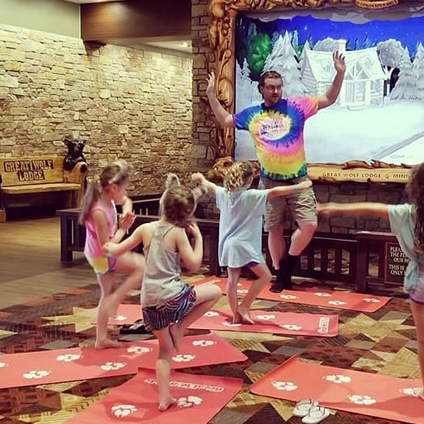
119 319 151 335
293 399 330 423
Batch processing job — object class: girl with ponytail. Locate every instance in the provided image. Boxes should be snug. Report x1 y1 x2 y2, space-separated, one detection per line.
319 162 424 401
80 160 145 349
104 173 221 411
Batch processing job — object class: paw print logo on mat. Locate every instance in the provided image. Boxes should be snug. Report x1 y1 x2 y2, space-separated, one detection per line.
23 370 51 379
400 387 422 397
314 292 332 297
362 298 381 303
113 315 128 321
100 362 126 371
172 354 196 362
280 294 297 300
192 340 215 347
257 314 276 320
0 362 8 368
348 395 377 405
328 300 347 306
324 374 351 384
127 346 151 354
56 354 81 362
223 321 242 327
177 395 203 408
111 404 137 417
204 311 220 317
237 289 249 294
272 381 298 391
281 324 302 331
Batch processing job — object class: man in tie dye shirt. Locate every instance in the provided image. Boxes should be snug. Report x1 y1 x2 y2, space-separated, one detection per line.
206 52 346 292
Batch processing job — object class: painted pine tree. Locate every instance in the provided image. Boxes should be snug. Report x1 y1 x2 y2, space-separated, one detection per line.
390 47 418 100
413 42 424 100
263 32 307 97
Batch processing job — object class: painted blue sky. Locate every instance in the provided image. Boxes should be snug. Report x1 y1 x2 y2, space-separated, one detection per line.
242 14 424 55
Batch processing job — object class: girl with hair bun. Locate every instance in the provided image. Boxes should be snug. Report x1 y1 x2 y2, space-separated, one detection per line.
104 173 221 412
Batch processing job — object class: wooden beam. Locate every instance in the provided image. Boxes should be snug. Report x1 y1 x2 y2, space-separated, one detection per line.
81 0 191 43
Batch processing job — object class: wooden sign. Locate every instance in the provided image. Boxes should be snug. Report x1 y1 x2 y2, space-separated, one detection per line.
355 0 399 9
307 165 411 184
384 242 409 284
0 157 64 187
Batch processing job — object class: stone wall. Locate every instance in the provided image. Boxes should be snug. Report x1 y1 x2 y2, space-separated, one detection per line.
190 0 408 232
0 24 193 195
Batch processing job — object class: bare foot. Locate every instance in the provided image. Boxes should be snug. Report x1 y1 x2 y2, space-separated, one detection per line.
158 396 176 412
237 305 254 325
95 338 123 349
232 311 243 324
169 323 183 352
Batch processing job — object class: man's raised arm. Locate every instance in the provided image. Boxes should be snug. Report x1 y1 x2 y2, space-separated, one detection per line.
318 51 346 110
206 72 236 128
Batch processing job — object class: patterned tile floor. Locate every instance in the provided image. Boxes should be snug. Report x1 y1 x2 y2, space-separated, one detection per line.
0 275 419 424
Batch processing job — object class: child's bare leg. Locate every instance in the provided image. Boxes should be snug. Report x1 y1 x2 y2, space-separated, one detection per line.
170 285 221 351
410 300 424 400
154 327 176 411
238 264 272 325
107 252 145 317
227 267 241 323
95 273 122 349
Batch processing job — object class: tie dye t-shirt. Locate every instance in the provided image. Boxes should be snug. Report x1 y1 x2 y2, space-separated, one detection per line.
233 97 319 181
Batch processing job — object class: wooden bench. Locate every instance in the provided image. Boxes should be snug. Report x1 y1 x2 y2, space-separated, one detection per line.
56 206 407 293
0 156 87 222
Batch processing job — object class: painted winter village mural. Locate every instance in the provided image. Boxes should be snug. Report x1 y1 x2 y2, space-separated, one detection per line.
234 8 424 170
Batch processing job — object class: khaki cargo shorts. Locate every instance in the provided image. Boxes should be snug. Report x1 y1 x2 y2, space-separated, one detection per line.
259 176 317 232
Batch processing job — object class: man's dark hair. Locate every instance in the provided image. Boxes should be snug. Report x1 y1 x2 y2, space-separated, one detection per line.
258 71 283 91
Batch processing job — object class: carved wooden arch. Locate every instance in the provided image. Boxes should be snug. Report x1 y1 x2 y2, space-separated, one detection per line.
207 0 419 183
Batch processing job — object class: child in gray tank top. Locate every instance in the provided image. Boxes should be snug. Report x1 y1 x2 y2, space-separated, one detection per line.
104 174 222 412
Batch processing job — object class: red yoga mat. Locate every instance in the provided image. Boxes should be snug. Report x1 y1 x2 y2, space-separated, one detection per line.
189 309 338 337
193 276 391 312
64 368 243 424
90 304 142 326
250 356 424 424
0 333 247 389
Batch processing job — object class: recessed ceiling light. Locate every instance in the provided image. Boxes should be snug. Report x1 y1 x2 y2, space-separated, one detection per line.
182 42 189 48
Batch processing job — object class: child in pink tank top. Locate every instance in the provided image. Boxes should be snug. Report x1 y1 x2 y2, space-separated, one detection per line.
79 160 145 349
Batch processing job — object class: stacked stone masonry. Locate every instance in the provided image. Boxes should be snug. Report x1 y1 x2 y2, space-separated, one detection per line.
0 24 193 195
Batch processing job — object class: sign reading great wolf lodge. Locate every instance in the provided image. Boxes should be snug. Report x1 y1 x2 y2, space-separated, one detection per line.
0 157 63 186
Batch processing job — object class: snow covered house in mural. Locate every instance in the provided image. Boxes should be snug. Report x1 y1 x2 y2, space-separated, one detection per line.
301 41 388 109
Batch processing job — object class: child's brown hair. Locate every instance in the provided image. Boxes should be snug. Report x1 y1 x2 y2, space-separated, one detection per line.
161 173 208 227
79 160 131 225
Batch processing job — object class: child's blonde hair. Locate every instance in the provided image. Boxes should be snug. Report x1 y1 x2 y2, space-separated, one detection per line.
79 160 131 225
161 173 207 227
224 161 254 192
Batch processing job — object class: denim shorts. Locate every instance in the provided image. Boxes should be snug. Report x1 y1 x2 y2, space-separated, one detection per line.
409 271 424 304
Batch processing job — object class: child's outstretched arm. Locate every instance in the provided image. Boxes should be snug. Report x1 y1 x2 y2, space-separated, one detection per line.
267 179 312 199
318 202 389 220
104 224 147 256
175 222 203 272
192 172 217 194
